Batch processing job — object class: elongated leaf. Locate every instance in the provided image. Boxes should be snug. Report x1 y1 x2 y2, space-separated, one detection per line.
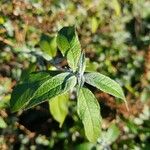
77 87 101 142
10 71 59 112
39 34 57 57
49 92 69 127
77 51 86 90
77 51 86 76
25 73 76 109
84 72 126 101
10 72 76 112
57 26 81 72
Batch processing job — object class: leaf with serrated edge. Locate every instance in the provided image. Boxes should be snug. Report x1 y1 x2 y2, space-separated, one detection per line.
10 72 76 112
77 87 101 142
49 92 69 127
57 26 81 72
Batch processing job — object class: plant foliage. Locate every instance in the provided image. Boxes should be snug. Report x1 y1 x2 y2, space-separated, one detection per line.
10 26 127 142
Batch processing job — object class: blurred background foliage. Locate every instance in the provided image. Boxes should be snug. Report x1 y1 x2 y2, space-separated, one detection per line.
0 0 150 149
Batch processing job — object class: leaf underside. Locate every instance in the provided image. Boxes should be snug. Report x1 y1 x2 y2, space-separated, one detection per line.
77 87 101 142
49 92 69 127
84 72 126 101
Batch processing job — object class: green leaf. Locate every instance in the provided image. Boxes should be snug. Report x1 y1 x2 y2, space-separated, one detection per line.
39 34 57 57
22 71 61 83
77 51 86 90
105 124 120 144
84 72 126 101
77 51 86 76
10 71 59 112
77 87 101 142
10 72 76 112
0 116 7 128
49 92 69 127
57 26 81 72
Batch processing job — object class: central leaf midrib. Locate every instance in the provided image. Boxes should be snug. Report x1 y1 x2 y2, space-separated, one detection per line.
19 73 68 110
86 73 124 99
93 79 123 98
25 76 75 109
25 83 66 109
14 76 52 111
69 41 78 69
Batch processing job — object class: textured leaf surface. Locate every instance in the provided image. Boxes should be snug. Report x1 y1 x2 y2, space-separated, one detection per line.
49 92 69 127
77 52 86 90
57 26 81 72
10 72 76 112
39 34 57 57
22 71 61 83
10 71 59 112
84 72 125 100
77 87 101 142
77 51 86 76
